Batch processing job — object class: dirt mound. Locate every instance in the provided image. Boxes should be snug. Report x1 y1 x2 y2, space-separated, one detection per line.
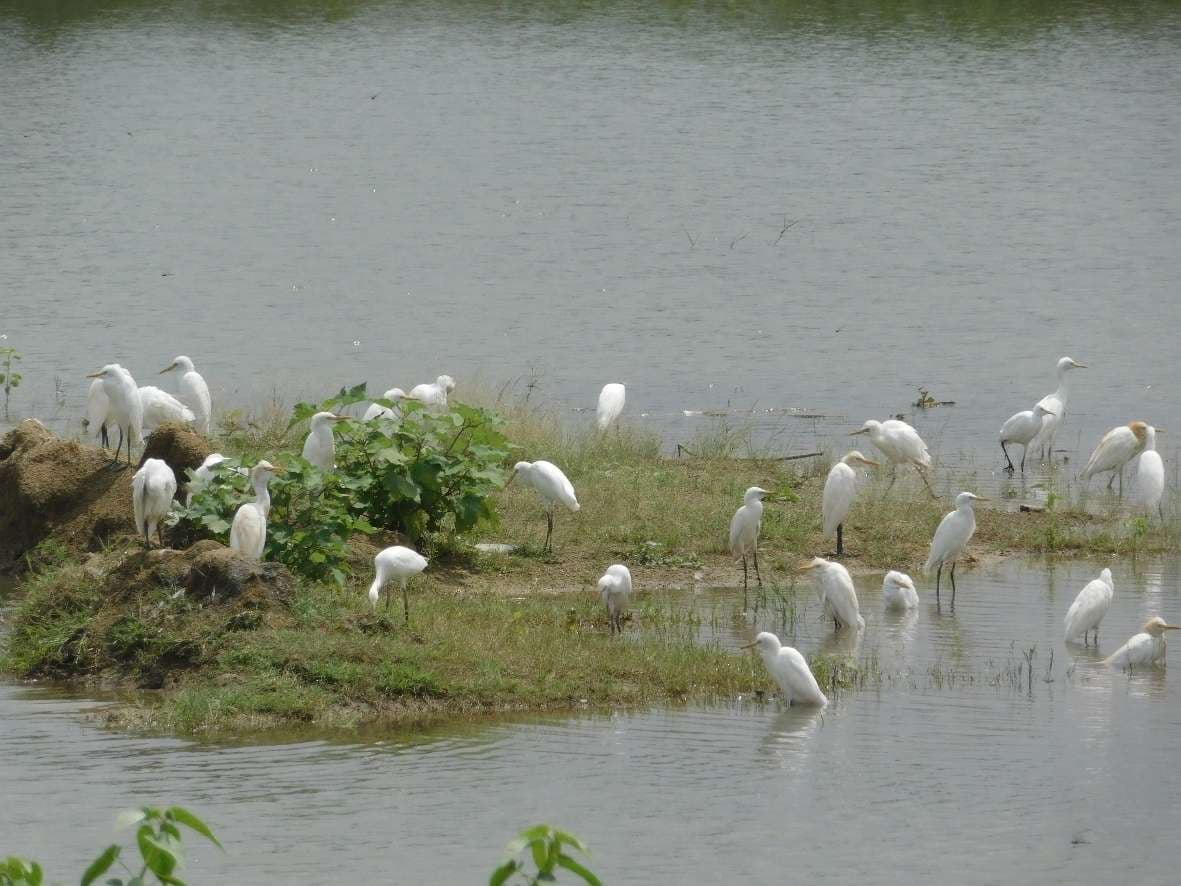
140 422 212 494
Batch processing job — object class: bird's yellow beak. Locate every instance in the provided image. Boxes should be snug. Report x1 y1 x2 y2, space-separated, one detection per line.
797 560 818 571
272 464 287 474
1164 624 1181 631
331 414 349 422
741 640 758 649
973 496 991 502
85 371 102 378
849 428 869 436
1073 362 1088 369
1156 428 1167 434
859 457 879 467
159 362 177 374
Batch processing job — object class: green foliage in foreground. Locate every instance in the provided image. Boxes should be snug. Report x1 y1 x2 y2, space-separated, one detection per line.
492 825 601 886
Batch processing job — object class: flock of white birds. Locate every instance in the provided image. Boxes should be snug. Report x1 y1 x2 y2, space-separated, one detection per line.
85 357 1175 702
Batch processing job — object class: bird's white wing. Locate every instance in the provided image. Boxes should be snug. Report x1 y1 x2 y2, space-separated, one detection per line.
1064 580 1107 639
596 384 626 430
924 510 959 570
729 506 752 555
230 503 266 559
821 464 855 537
777 647 827 705
1107 633 1154 669
87 379 110 434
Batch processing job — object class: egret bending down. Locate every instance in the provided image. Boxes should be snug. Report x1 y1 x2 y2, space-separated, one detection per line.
729 486 771 606
597 563 632 635
850 419 933 496
230 461 283 560
363 388 407 421
508 460 580 552
743 632 827 706
302 412 347 471
924 491 986 607
368 545 429 623
1106 617 1179 670
132 458 177 549
801 557 864 632
1034 356 1086 458
1080 421 1148 493
596 383 626 431
1064 567 1114 647
138 385 195 433
998 404 1055 473
1129 426 1165 520
409 375 455 413
86 364 143 466
822 451 877 555
159 356 212 435
882 570 919 610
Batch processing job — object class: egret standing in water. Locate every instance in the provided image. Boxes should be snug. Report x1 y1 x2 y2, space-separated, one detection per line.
850 418 934 496
1064 567 1114 647
801 557 864 632
408 375 455 413
1106 617 1179 670
998 404 1055 473
86 364 142 466
1034 356 1087 459
1130 425 1165 520
132 458 176 549
924 491 986 607
138 385 195 432
159 356 212 435
1080 421 1148 493
229 461 284 560
86 378 111 448
822 451 878 556
508 460 580 552
882 570 919 610
742 632 827 706
596 383 626 431
597 563 632 635
729 486 771 606
368 545 429 623
302 412 347 471
362 388 408 421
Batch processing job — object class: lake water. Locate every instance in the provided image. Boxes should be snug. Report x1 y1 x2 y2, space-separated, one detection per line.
3 556 1181 883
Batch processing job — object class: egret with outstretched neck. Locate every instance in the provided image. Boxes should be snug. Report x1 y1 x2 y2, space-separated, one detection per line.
229 461 284 560
508 460 580 552
368 545 429 623
742 632 827 706
85 364 142 467
850 419 934 496
159 356 212 435
822 451 877 555
924 491 986 607
1034 356 1086 458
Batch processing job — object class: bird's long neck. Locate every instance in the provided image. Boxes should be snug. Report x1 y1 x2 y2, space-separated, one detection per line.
1054 368 1071 402
253 476 272 514
1145 429 1157 452
747 499 764 519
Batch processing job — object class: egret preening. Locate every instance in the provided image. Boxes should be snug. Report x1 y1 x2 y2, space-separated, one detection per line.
822 451 878 555
597 563 632 635
998 404 1055 473
882 570 919 610
132 458 177 549
729 486 771 606
1105 617 1179 670
159 356 212 435
302 412 347 471
408 375 455 413
138 385 195 433
367 545 429 623
86 378 111 448
1130 426 1165 520
1080 421 1148 493
508 460 580 552
362 388 407 421
85 364 142 466
229 461 283 560
1034 356 1086 458
1064 568 1114 646
596 383 626 431
742 632 827 706
186 453 230 505
924 491 986 607
850 419 933 496
801 557 864 631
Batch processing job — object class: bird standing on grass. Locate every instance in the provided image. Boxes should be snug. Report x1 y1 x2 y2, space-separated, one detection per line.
1106 617 1179 669
132 458 177 549
302 412 347 471
998 404 1055 473
596 383 626 431
229 461 283 560
507 460 580 552
849 419 934 496
882 570 919 610
729 486 771 607
597 563 632 635
368 545 429 624
742 632 827 706
85 364 142 467
1033 356 1087 458
924 491 986 608
408 375 455 413
1129 426 1165 520
822 451 877 556
1064 568 1114 647
159 356 212 435
1080 421 1149 493
801 557 864 632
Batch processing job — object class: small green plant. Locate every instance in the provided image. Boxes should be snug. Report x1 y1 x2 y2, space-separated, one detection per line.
490 825 601 886
0 344 21 420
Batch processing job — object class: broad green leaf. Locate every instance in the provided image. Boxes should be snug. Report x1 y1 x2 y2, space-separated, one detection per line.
488 860 519 886
167 806 222 849
555 853 601 886
81 845 121 886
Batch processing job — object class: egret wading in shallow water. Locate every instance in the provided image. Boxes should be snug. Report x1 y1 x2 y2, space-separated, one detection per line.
1130 425 1165 520
597 563 632 635
409 375 455 413
132 458 176 549
596 383 626 431
302 412 347 471
85 364 142 467
362 388 408 421
1105 617 1180 670
742 632 827 706
850 419 934 496
159 356 212 435
924 491 986 608
1080 421 1149 493
998 404 1055 473
1064 567 1114 647
229 461 284 561
186 453 228 505
138 385 195 433
508 460 580 552
729 486 771 607
368 545 429 623
1034 356 1086 458
882 570 919 610
822 451 877 556
86 378 111 448
801 557 864 632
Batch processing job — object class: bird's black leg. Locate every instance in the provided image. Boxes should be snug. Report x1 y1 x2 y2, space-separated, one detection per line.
111 426 124 467
753 548 762 587
935 564 942 607
916 465 936 499
885 464 898 494
1107 472 1115 490
741 556 748 610
402 580 410 626
1001 442 1014 473
545 511 554 553
1020 445 1027 474
100 424 109 449
950 561 957 607
836 524 844 557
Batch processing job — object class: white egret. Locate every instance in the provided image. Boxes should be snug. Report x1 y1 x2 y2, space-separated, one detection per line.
998 404 1055 473
596 383 626 431
801 557 864 632
86 378 111 448
923 491 986 607
186 453 228 505
1105 617 1180 670
85 364 142 466
138 385 195 433
729 486 771 606
850 418 934 495
1130 425 1165 520
742 632 827 706
597 563 632 635
159 356 212 435
408 375 455 413
229 460 284 560
301 411 347 471
508 460 580 552
882 570 919 610
1034 356 1086 458
132 458 177 549
368 545 429 623
822 451 878 556
1064 567 1114 647
1080 421 1148 492
362 388 407 421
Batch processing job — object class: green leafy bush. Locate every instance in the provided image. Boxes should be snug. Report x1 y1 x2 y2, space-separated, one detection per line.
490 825 601 885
